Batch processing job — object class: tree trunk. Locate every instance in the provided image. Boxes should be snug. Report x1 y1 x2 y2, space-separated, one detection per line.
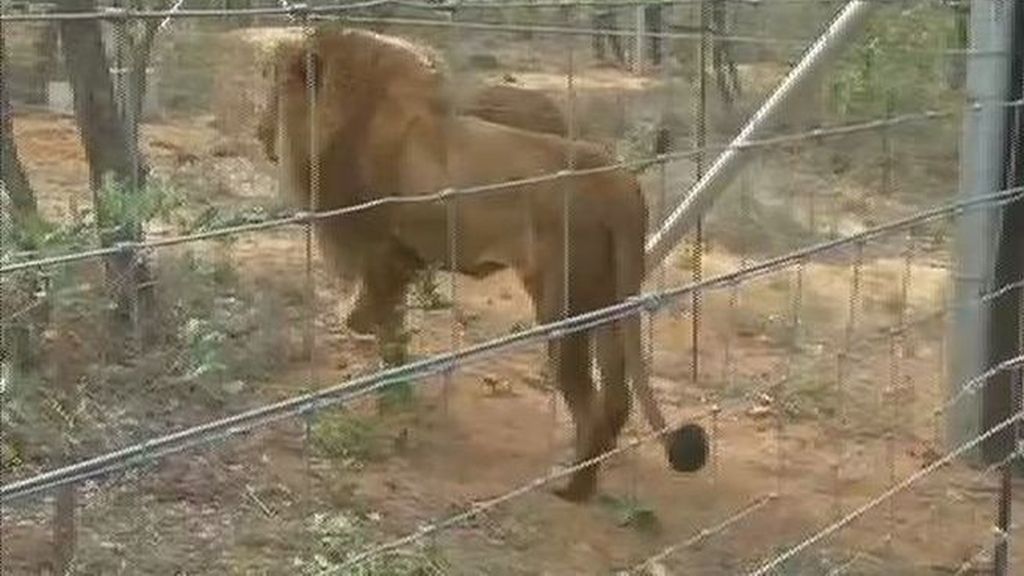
947 4 969 90
53 483 77 574
58 0 145 195
1 29 37 222
1 22 48 374
59 0 153 354
49 325 87 574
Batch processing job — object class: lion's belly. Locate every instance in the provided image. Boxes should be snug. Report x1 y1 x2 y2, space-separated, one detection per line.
391 197 530 277
387 119 602 277
448 205 530 277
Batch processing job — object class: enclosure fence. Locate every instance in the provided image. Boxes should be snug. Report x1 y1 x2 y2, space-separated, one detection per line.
2 0 1021 574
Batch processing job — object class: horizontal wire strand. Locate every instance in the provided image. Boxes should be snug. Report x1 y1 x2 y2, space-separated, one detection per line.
622 494 778 573
0 0 930 22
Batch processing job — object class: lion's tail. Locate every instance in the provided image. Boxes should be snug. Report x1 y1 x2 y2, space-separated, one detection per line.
610 190 646 316
612 185 670 443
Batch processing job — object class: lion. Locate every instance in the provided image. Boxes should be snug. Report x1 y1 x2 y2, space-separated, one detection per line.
260 27 659 502
257 56 569 337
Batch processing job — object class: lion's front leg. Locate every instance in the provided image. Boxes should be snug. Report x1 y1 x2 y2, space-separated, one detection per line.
344 282 376 338
356 241 422 367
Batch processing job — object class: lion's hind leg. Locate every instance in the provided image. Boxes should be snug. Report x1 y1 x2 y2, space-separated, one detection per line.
594 322 631 454
532 245 618 502
547 332 602 502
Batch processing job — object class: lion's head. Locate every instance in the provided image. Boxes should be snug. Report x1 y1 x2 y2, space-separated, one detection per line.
261 27 449 206
257 27 452 284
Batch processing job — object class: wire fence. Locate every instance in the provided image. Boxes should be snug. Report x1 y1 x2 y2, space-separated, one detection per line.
0 0 844 23
3 184 1020 504
2 0 1020 574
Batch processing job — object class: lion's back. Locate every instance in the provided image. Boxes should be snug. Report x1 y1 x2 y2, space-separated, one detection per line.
452 117 589 183
452 117 644 227
464 84 567 137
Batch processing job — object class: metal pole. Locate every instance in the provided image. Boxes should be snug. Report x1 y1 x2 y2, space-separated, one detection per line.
634 3 645 74
995 448 1015 576
950 0 1016 462
994 2 1023 573
994 335 1021 576
692 0 709 389
644 0 879 270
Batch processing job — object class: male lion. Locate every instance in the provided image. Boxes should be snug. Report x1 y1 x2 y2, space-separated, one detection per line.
263 27 654 502
257 59 569 337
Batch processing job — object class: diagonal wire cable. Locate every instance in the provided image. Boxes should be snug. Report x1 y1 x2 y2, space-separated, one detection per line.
621 494 779 574
6 99 1023 272
319 12 807 46
0 0 397 22
824 446 1023 576
156 0 186 31
337 266 1024 570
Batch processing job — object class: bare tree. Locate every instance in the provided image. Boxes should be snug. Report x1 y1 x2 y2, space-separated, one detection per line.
1 29 37 222
58 0 165 346
58 0 149 193
24 2 172 567
2 21 49 375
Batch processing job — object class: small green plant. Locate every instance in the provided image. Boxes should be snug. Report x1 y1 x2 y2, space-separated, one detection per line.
4 210 95 267
376 330 417 413
0 436 25 474
94 173 184 241
4 174 183 303
311 411 385 465
598 494 661 534
412 267 450 311
0 369 64 476
180 317 229 383
377 383 415 414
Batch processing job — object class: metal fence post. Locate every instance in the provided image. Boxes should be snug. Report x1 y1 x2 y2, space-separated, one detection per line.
634 3 645 75
993 2 1023 573
951 0 1016 463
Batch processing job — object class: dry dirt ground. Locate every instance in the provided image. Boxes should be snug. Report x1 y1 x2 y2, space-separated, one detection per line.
3 38 1023 576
